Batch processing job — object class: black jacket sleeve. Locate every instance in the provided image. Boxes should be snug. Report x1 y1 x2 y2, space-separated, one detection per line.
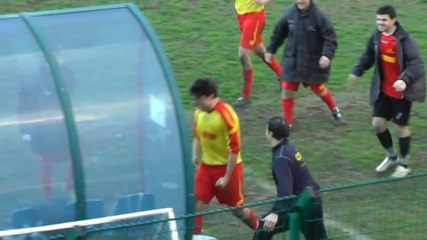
400 36 424 85
318 10 337 60
351 34 375 77
271 156 294 213
266 13 289 54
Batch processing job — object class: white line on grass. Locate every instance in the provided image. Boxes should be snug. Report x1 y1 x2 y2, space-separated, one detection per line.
324 218 372 240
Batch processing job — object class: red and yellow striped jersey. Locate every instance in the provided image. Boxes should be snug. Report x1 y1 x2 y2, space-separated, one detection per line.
194 101 242 165
235 0 264 14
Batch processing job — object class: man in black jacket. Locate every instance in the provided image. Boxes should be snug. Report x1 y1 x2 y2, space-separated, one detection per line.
253 116 328 240
16 57 76 199
348 5 426 178
265 0 343 128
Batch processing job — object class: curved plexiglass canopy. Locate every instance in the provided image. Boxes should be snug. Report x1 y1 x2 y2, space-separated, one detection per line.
0 3 193 238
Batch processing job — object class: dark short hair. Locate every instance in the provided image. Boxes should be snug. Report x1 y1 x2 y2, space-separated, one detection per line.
189 77 218 98
267 116 290 140
377 5 396 19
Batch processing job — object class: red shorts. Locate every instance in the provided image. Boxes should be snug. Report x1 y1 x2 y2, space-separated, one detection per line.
237 10 265 49
195 162 244 206
282 82 326 93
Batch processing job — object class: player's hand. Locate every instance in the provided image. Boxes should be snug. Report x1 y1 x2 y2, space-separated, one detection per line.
319 56 330 69
393 79 407 92
254 0 269 5
22 134 31 142
261 213 278 232
264 53 273 64
347 74 358 86
215 176 229 188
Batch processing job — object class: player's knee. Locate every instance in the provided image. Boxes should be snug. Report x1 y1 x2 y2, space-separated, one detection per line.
195 200 205 212
372 119 386 132
396 125 410 137
310 84 327 96
316 89 327 97
231 208 245 218
254 46 266 59
238 46 251 57
238 55 251 70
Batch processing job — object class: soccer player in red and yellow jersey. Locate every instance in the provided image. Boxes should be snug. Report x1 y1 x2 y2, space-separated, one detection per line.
190 78 259 235
233 0 282 107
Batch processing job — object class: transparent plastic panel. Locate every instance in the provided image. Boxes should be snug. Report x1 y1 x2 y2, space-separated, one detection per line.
0 18 73 229
31 7 187 218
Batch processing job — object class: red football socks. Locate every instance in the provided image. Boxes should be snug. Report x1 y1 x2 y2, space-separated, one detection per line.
242 208 259 230
320 89 337 110
282 98 294 125
193 215 203 235
265 56 281 78
39 156 53 199
242 68 253 98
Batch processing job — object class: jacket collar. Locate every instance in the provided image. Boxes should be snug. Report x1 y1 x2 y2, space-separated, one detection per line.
272 139 288 153
377 21 409 40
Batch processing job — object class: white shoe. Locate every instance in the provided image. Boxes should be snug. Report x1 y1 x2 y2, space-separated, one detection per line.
375 156 397 172
391 165 411 178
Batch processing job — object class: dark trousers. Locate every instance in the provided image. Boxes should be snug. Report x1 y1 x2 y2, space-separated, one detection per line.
253 202 328 240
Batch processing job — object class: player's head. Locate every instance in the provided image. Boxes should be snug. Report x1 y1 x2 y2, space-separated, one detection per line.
189 77 218 111
266 116 290 142
376 5 397 33
295 0 311 10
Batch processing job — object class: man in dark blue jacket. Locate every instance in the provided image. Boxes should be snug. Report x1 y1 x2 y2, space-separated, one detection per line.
265 0 343 128
253 116 328 240
348 5 426 178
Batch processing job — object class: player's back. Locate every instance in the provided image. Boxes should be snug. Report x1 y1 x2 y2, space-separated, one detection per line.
273 140 320 195
235 0 264 14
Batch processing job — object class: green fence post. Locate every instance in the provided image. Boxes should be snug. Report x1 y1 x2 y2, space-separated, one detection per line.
288 211 300 240
288 187 316 240
66 226 84 240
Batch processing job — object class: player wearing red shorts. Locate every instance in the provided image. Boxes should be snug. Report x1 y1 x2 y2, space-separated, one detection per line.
16 59 76 200
265 0 344 128
234 0 282 107
190 78 259 235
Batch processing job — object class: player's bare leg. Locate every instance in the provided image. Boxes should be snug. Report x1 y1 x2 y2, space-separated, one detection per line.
232 207 259 230
234 47 253 107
